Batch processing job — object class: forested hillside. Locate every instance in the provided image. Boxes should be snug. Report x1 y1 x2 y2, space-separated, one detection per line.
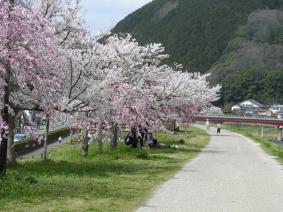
209 9 283 105
112 0 283 105
112 0 283 73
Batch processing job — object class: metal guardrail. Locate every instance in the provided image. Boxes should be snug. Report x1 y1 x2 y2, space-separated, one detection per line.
194 115 283 126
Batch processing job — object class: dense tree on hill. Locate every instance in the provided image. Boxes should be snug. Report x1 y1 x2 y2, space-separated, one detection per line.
113 0 283 105
209 9 283 105
112 0 283 73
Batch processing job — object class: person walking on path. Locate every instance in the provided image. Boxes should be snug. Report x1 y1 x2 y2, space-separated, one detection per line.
58 136 62 143
205 119 210 130
216 121 221 134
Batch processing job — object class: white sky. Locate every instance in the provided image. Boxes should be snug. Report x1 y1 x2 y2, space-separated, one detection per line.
80 0 152 32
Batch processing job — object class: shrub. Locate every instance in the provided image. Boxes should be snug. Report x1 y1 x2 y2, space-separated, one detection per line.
25 176 38 185
178 139 185 144
161 147 177 153
136 150 149 160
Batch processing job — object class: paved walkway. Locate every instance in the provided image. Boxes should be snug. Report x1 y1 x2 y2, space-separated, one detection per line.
18 136 70 160
137 126 283 212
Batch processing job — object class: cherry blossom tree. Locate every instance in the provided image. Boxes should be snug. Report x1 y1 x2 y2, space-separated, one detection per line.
32 0 83 45
70 34 220 153
24 0 88 160
0 0 61 175
31 0 113 156
0 0 221 169
60 31 221 155
96 35 220 128
116 64 220 131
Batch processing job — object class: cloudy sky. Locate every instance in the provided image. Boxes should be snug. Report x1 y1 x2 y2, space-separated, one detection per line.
80 0 152 32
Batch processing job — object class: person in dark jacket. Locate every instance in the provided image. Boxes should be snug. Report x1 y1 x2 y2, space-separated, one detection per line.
217 121 222 134
125 127 139 148
138 125 148 147
148 132 158 148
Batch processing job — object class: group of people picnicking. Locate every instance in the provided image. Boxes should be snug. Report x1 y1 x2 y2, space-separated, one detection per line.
69 124 159 149
71 120 223 149
124 125 158 148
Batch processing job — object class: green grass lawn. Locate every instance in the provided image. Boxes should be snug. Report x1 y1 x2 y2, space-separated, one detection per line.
0 128 209 212
222 124 283 163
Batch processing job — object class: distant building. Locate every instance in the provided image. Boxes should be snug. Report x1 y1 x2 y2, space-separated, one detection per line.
231 99 265 116
257 108 272 117
239 99 265 109
269 105 283 114
231 104 241 112
278 108 283 119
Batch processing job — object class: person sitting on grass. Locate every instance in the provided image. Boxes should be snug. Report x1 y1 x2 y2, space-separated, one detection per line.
138 125 148 147
125 126 139 148
148 132 158 148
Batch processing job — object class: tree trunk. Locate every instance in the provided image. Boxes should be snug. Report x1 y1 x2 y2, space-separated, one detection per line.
17 114 22 133
111 123 118 150
0 93 10 176
173 120 177 131
0 128 8 176
7 116 16 163
0 64 12 175
0 0 15 175
82 129 89 156
98 139 103 153
185 123 189 133
70 128 74 144
98 127 103 153
42 117 50 161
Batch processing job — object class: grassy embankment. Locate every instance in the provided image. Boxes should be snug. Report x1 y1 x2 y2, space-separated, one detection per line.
0 128 209 212
222 124 283 163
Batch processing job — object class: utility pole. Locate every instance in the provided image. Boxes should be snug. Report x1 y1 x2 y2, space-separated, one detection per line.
261 125 264 137
277 126 283 142
42 115 50 161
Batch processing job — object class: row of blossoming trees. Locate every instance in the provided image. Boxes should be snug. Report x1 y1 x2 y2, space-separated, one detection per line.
0 0 220 175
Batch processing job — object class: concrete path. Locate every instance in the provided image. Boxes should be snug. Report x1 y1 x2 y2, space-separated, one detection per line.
18 136 70 160
137 126 283 212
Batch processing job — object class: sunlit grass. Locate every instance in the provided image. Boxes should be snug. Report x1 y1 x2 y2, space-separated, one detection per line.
0 128 209 212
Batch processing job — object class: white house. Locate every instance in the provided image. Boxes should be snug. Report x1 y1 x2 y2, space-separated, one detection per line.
239 99 264 109
231 104 241 111
257 108 272 117
231 99 265 113
269 105 283 114
231 99 271 116
278 108 283 119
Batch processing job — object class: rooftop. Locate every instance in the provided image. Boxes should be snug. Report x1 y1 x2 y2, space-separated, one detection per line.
240 99 265 107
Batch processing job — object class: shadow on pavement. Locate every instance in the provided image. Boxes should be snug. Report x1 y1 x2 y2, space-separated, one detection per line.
201 149 227 154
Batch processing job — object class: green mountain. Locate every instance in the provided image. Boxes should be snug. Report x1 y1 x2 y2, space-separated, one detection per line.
112 0 283 105
113 0 283 72
210 9 283 105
